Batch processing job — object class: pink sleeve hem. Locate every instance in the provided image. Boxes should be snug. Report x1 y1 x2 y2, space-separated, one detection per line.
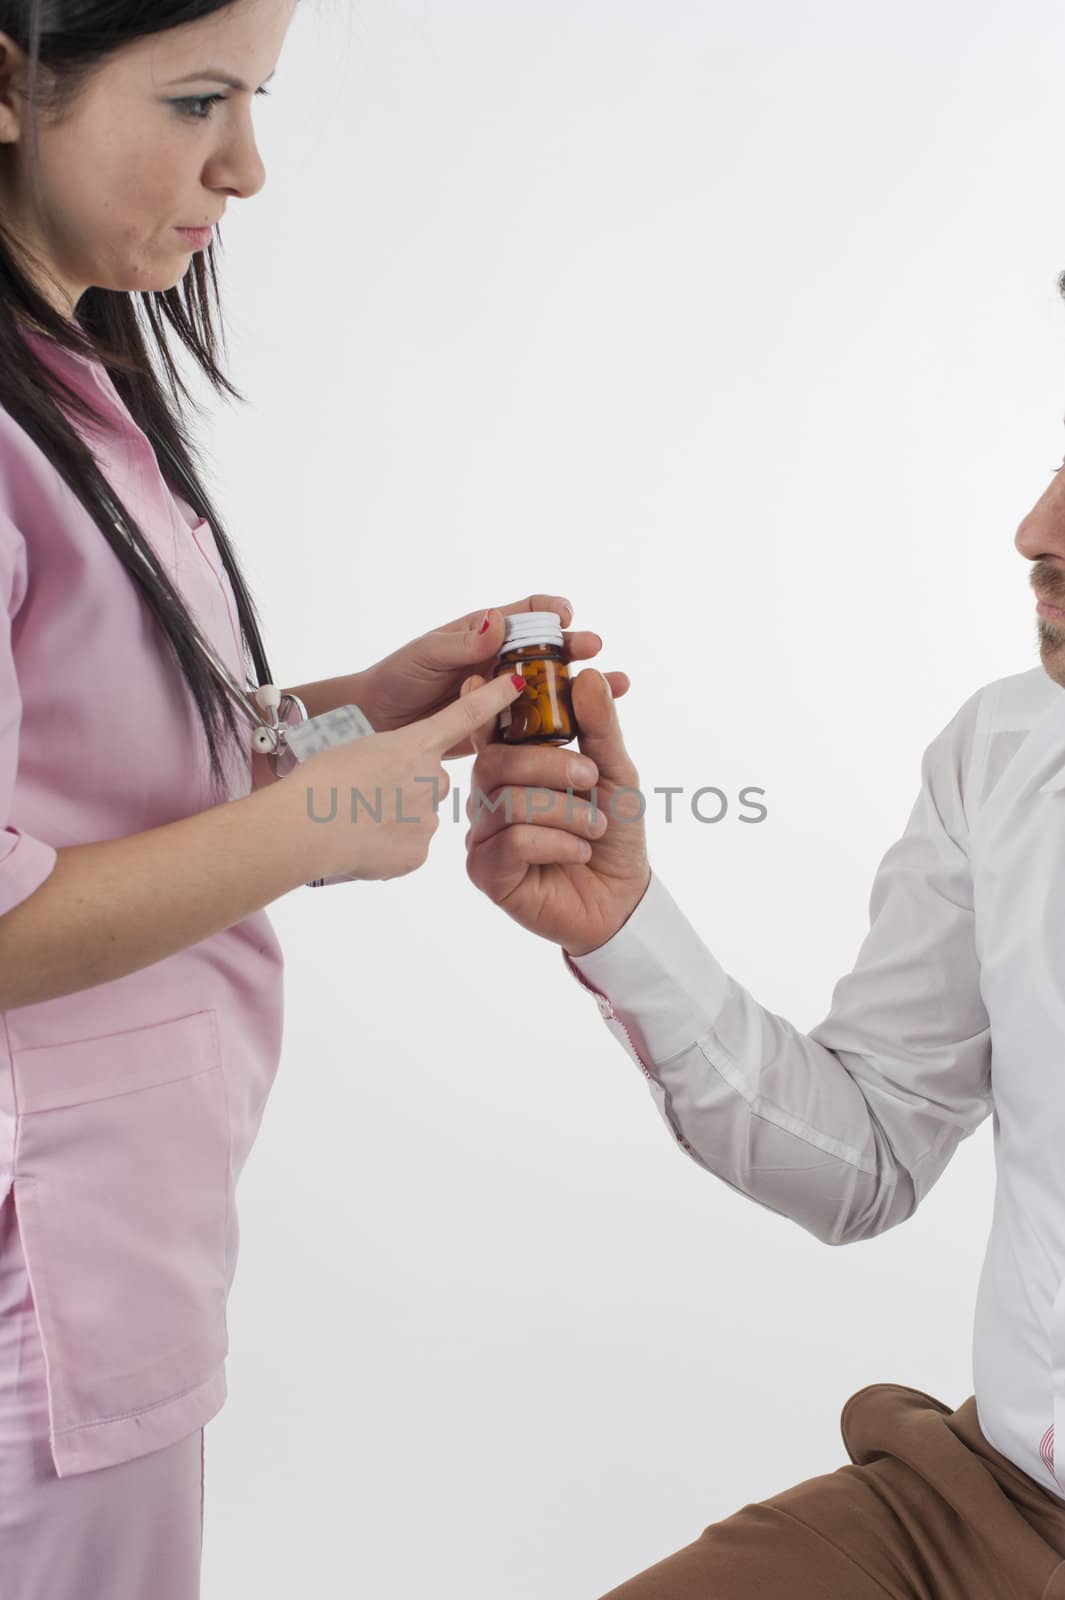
0 828 58 917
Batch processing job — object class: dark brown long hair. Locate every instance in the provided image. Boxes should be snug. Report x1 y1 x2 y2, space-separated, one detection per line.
0 0 292 799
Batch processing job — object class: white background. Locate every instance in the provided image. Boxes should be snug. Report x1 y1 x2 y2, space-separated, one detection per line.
183 1 1065 1594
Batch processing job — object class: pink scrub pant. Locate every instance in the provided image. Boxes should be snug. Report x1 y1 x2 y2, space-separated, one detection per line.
0 1186 204 1599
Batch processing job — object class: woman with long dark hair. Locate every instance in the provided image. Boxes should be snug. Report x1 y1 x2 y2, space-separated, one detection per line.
0 2 622 1591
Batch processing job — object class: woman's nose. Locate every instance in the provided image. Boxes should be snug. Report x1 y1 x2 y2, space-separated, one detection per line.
204 127 267 204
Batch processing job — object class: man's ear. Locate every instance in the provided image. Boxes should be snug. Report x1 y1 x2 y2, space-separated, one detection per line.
0 32 28 147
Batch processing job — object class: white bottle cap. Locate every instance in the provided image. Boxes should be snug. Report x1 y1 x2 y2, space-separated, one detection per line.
502 610 564 651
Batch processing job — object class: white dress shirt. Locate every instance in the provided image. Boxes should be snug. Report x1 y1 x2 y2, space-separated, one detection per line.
564 663 1065 1501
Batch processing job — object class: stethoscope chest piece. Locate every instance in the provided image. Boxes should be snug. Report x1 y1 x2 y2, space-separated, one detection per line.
251 683 283 754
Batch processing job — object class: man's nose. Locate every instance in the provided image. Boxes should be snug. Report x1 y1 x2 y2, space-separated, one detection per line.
1015 484 1065 564
1016 512 1040 560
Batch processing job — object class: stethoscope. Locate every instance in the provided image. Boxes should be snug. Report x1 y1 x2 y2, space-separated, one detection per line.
103 432 307 765
100 429 375 799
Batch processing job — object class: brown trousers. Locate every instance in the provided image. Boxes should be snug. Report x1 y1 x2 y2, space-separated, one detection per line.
597 1384 1065 1600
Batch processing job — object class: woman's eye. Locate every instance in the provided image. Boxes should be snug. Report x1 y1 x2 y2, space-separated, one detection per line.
173 94 227 120
172 86 270 122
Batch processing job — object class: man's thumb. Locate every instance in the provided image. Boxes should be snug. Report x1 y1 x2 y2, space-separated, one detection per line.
572 669 637 782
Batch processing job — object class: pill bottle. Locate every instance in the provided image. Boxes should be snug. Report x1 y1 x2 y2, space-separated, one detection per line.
492 611 577 745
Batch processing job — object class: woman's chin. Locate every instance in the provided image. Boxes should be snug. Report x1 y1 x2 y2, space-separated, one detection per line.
96 262 196 296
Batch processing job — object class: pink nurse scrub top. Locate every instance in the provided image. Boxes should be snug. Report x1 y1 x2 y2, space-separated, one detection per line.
0 326 287 1477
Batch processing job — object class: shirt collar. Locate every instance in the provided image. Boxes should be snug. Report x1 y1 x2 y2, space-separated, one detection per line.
19 317 97 370
19 320 135 436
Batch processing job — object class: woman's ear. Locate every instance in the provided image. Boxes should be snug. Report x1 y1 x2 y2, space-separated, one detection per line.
0 32 28 147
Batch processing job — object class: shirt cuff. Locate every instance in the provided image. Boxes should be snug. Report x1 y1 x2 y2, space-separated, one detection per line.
0 827 58 917
562 869 732 1065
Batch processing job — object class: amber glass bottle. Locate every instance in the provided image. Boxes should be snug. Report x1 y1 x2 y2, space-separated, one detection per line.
492 611 577 745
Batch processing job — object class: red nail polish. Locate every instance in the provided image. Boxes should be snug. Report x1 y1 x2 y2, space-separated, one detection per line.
511 674 526 690
478 611 491 634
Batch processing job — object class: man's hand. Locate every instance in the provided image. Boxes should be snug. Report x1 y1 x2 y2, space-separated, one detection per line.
463 667 651 957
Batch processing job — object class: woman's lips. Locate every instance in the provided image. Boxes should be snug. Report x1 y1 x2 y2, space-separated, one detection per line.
175 226 213 250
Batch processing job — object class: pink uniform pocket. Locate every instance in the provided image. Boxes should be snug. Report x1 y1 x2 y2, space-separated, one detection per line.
9 1009 230 1462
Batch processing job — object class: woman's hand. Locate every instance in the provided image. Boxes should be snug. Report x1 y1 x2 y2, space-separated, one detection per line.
462 668 652 956
272 674 528 884
354 594 631 759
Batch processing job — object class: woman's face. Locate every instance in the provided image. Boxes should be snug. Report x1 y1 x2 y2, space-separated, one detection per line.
0 0 297 317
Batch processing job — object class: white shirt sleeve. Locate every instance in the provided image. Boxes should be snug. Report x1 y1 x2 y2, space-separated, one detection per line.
563 686 993 1246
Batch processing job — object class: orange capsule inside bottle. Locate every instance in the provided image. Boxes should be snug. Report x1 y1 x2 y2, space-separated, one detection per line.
492 611 576 745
